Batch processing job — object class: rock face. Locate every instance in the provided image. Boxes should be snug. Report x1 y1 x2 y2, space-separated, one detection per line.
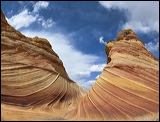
66 29 159 121
1 10 86 121
1 10 159 121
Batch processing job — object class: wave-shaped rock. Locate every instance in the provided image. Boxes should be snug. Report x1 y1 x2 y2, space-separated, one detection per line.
66 29 159 121
1 10 86 121
1 10 159 121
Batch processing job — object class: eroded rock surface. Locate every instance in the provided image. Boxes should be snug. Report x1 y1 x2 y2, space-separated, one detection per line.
1 10 86 121
1 10 159 121
67 29 159 121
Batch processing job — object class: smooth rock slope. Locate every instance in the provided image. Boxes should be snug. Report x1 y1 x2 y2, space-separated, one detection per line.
1 10 159 121
66 29 159 121
1 10 86 121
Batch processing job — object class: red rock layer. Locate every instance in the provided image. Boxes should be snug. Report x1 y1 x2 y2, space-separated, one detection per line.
1 10 159 121
66 29 159 121
1 10 86 121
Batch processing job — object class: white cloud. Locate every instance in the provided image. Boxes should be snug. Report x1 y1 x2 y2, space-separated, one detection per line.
99 1 159 33
77 80 96 90
20 30 105 87
6 17 9 22
18 1 24 4
90 64 106 72
33 1 49 13
7 9 37 29
7 1 54 29
76 63 106 78
145 41 159 54
42 18 55 28
77 71 91 78
99 36 106 45
96 75 100 79
7 10 13 15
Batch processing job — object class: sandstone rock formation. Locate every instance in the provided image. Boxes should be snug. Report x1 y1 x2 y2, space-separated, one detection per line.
1 10 159 121
66 29 159 121
1 10 86 121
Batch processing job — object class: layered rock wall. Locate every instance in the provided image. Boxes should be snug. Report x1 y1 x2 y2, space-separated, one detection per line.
1 10 86 121
1 10 159 121
66 29 159 121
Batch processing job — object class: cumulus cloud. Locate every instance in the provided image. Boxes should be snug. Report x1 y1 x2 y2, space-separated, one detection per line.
77 71 91 78
77 64 106 78
42 18 55 28
77 80 96 90
7 1 54 29
99 36 107 45
99 1 159 33
33 1 49 13
145 41 159 54
7 9 37 29
90 64 106 72
20 30 104 87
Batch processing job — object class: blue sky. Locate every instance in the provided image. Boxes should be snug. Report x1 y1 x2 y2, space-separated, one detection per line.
1 1 159 90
